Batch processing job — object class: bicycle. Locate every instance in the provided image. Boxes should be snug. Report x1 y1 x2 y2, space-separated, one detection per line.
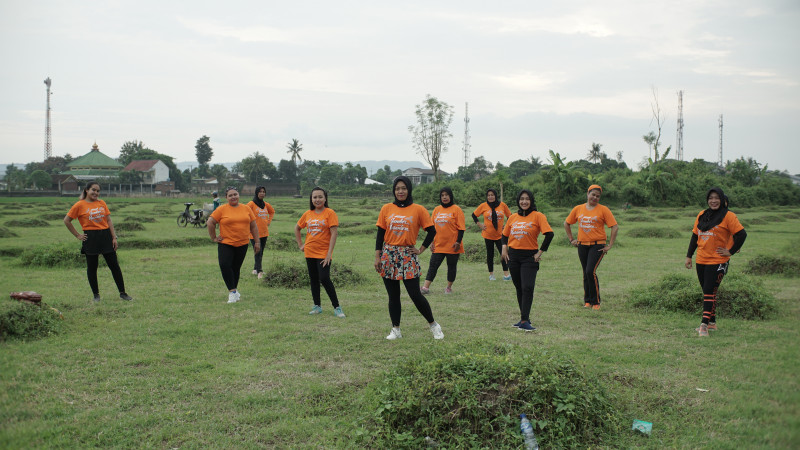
177 202 207 228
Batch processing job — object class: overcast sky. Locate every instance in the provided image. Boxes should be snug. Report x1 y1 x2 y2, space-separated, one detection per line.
1 1 798 175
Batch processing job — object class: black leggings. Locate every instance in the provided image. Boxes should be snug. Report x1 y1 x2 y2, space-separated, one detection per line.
86 252 126 295
251 236 268 272
218 243 248 290
383 278 435 326
306 258 339 308
696 262 728 324
508 249 539 322
577 244 606 305
425 253 460 283
485 238 508 272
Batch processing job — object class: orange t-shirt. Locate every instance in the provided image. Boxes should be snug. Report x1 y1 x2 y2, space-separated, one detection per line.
247 201 275 238
67 199 110 231
472 202 512 240
565 204 617 242
297 208 339 259
210 204 256 247
431 205 465 254
502 212 553 250
376 203 433 247
693 211 744 264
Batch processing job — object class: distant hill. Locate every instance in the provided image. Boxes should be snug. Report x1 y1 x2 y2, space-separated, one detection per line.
175 160 428 175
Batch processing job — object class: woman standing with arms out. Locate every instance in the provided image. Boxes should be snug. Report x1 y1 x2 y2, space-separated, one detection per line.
375 176 444 340
247 186 275 279
501 190 553 332
295 187 345 318
685 187 746 337
64 181 133 302
472 188 512 281
421 187 465 295
563 185 619 310
207 187 260 304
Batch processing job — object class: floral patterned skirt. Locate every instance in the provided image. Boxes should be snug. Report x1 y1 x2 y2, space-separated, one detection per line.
380 243 421 280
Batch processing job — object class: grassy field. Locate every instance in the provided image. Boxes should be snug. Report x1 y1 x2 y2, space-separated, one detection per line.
1 195 798 448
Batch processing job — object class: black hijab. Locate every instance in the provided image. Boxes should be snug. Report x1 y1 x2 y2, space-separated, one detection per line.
697 187 729 231
392 176 414 207
440 187 455 208
486 188 500 229
516 189 538 217
252 186 266 209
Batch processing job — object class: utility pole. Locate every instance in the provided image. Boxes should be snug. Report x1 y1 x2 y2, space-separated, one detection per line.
44 77 52 160
718 114 724 167
462 102 471 169
676 90 684 161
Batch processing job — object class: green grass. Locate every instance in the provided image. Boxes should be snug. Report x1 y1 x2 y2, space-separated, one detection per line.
1 198 799 448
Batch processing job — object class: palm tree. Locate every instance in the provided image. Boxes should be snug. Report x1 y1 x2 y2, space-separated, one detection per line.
586 142 603 164
286 139 303 165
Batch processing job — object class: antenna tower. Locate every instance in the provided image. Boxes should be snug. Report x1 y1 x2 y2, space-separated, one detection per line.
44 77 52 159
718 114 723 167
675 90 684 161
462 102 471 168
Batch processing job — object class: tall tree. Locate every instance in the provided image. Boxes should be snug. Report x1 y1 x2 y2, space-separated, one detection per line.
644 87 670 163
195 135 213 176
586 142 603 164
30 170 51 189
234 152 276 184
286 139 303 165
408 94 454 182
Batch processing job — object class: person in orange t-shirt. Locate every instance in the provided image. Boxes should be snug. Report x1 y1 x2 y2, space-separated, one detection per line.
501 189 554 332
563 184 619 310
374 176 443 340
247 186 275 279
421 187 465 295
63 181 132 302
685 187 746 336
295 187 344 318
472 188 512 281
208 186 260 304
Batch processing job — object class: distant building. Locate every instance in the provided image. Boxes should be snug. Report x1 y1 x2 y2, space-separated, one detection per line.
364 178 384 185
402 167 447 185
51 174 79 193
64 142 123 180
121 159 170 184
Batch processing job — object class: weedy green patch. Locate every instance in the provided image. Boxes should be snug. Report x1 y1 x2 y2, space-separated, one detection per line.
0 226 19 238
627 227 682 239
5 218 50 227
261 260 366 288
621 215 655 223
17 243 87 268
265 234 296 251
744 254 800 277
114 222 145 232
0 301 63 341
359 343 622 448
123 216 157 223
629 272 778 320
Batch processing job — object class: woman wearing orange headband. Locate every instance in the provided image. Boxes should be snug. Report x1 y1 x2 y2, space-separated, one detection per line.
563 185 618 309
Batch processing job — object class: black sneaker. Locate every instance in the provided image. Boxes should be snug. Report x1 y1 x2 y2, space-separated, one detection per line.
119 293 133 301
518 322 536 332
93 294 101 303
512 321 522 328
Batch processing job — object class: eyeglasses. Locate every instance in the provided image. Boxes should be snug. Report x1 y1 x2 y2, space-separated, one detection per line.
224 186 238 193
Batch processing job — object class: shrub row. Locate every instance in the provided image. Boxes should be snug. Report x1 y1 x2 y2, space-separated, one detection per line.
5 218 49 227
743 255 800 277
261 260 366 289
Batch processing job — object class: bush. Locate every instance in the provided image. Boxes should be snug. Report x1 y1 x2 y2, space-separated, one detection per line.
0 302 63 341
5 218 49 227
783 211 800 219
629 272 777 320
0 226 19 238
265 234 296 252
743 255 800 277
18 243 86 268
41 212 68 221
261 260 366 288
760 215 786 223
655 213 679 220
627 227 682 239
124 237 209 249
359 343 622 448
114 222 145 232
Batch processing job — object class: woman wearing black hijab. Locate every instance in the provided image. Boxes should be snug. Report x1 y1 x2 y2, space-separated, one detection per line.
421 187 465 295
374 176 444 340
501 190 554 332
685 187 747 337
472 188 513 281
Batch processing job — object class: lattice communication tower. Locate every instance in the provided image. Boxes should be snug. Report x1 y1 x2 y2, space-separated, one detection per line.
44 77 52 159
675 90 684 161
718 114 724 167
462 102 471 168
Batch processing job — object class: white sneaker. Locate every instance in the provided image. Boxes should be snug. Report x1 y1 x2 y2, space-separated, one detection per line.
235 291 241 300
227 291 238 303
252 270 258 275
430 322 444 340
489 274 496 281
386 328 402 340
